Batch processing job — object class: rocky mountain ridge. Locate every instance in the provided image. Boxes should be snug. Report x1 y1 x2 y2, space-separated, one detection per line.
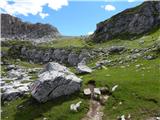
1 14 60 43
92 1 160 42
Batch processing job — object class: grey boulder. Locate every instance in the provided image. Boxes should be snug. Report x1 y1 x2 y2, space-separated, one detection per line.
1 91 25 101
6 64 17 71
144 55 156 60
68 52 79 66
108 46 125 53
30 62 82 103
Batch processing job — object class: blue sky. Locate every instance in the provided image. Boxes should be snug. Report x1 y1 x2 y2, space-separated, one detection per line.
0 0 143 36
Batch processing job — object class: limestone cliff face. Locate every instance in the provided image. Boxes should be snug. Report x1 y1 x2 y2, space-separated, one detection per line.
92 1 160 42
1 14 60 41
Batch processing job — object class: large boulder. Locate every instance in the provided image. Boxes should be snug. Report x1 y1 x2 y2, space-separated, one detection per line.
30 62 82 103
79 51 91 61
68 52 79 66
53 49 69 63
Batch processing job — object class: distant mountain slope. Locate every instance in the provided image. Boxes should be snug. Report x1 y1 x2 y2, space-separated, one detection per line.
92 1 160 42
1 14 60 42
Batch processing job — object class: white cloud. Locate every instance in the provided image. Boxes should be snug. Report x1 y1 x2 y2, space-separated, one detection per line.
39 12 49 19
128 0 135 2
48 0 68 11
87 31 94 35
102 4 116 11
0 0 68 18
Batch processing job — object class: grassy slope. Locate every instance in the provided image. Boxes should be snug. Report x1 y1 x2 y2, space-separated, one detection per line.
1 29 160 120
38 38 88 49
1 29 159 50
2 58 159 120
1 60 89 120
83 58 160 119
91 28 160 49
38 28 160 50
2 95 89 120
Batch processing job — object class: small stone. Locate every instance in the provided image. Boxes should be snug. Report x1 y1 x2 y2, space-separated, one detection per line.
43 117 48 120
156 117 160 120
106 74 111 77
100 87 110 95
111 85 118 92
119 102 122 105
108 46 125 53
102 66 108 70
121 115 126 120
120 66 125 68
6 65 16 71
135 64 141 68
84 88 91 95
94 88 101 95
144 55 156 60
17 105 24 109
128 114 131 119
70 101 82 112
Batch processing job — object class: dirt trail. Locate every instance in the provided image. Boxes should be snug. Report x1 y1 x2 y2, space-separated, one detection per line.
82 81 109 120
82 96 109 120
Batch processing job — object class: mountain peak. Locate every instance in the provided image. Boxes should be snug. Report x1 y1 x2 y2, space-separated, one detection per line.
92 1 160 42
1 13 60 43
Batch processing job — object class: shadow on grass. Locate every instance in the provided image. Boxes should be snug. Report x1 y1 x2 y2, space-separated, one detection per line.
14 92 84 120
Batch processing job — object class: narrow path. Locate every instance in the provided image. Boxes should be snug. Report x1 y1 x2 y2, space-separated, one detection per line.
82 81 109 120
82 95 109 120
82 100 103 120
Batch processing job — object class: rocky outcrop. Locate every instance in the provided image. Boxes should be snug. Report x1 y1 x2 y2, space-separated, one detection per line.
30 62 82 103
92 1 160 42
1 14 60 42
1 65 41 101
6 45 91 66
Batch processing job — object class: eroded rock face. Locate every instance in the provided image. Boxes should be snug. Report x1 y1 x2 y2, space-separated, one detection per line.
30 62 82 103
92 1 160 42
1 14 60 42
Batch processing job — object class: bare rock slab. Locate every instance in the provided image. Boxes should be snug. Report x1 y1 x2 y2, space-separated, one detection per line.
76 59 92 74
